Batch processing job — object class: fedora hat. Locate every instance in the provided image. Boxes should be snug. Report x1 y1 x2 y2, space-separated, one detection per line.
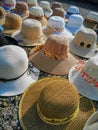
19 77 95 130
0 7 5 25
39 1 53 18
83 111 98 130
27 0 38 8
69 28 98 59
0 45 40 96
29 34 78 75
29 6 47 27
4 13 22 35
69 54 98 101
12 19 46 47
51 2 62 10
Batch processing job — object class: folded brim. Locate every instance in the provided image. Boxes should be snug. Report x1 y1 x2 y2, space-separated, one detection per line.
69 64 98 101
0 67 40 96
19 77 95 130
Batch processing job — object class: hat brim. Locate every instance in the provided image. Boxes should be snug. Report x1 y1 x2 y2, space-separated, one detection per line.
11 30 46 46
29 49 79 75
0 67 40 96
19 77 95 130
3 28 19 35
68 64 98 101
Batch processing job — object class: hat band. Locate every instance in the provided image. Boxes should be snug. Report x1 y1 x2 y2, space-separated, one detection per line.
29 14 44 20
4 3 15 7
81 69 98 87
37 102 79 125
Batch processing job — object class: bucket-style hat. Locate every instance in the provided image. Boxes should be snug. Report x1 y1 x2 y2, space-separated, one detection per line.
27 0 38 8
65 14 84 35
12 19 46 47
69 28 98 59
0 7 5 26
0 45 40 96
69 55 98 101
4 13 22 35
29 34 78 75
29 6 47 27
19 77 95 130
51 2 62 10
39 1 53 18
83 111 98 130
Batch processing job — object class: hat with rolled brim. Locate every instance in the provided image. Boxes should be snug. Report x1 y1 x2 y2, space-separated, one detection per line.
0 66 40 96
11 30 46 47
83 111 98 130
19 77 95 130
68 64 98 101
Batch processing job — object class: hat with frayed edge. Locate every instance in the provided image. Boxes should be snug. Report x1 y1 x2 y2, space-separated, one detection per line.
19 76 95 130
11 19 46 47
0 7 5 25
69 28 98 59
29 34 78 75
4 13 22 35
69 55 98 101
2 0 16 11
83 111 98 130
51 2 62 10
0 45 40 96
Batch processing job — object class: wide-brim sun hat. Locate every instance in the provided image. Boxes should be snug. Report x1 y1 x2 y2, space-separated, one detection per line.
19 77 95 130
0 45 40 96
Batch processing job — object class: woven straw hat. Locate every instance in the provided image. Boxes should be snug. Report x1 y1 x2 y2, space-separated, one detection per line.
83 111 98 130
39 1 53 18
52 7 66 18
0 7 5 25
3 0 16 11
51 2 62 10
29 34 78 75
19 77 95 130
69 54 98 101
0 45 40 96
4 13 22 35
12 19 46 46
27 0 38 8
29 6 47 27
69 28 98 59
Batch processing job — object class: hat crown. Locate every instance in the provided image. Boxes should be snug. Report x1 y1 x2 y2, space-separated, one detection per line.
30 6 44 16
39 1 50 9
0 45 28 79
51 2 62 10
38 80 79 124
87 11 98 22
27 0 38 5
53 8 65 18
67 6 79 14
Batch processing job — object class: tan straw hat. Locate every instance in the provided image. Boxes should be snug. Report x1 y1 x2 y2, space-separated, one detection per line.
19 77 95 130
27 0 38 8
29 34 78 75
51 2 62 10
0 7 5 25
4 13 22 35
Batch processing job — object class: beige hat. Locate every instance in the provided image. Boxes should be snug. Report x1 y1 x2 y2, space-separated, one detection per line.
51 2 62 10
29 34 78 75
4 13 22 35
29 6 47 27
19 77 95 130
52 7 66 18
12 19 46 47
27 0 38 8
0 7 5 25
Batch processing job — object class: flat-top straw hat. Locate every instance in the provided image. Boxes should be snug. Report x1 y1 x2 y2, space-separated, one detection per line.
19 77 95 130
0 7 5 25
29 34 78 75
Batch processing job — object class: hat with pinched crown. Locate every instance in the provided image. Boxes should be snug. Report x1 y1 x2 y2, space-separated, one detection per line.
19 77 95 130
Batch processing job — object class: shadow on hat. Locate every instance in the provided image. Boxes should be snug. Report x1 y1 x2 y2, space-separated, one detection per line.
51 2 62 10
3 13 22 35
29 34 78 75
27 0 38 9
19 77 95 130
83 111 98 130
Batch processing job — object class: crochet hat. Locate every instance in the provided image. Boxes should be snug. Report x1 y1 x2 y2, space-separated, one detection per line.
83 111 98 130
51 2 62 10
65 14 84 35
69 54 98 101
4 13 22 35
29 6 47 27
69 28 98 59
3 0 16 11
0 7 5 25
19 77 95 130
29 34 78 75
39 1 53 18
0 45 40 96
12 19 46 47
27 0 38 8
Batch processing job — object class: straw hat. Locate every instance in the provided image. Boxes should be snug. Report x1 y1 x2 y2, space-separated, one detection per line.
0 45 40 96
39 1 53 18
29 34 78 75
51 2 62 10
0 7 5 25
29 6 47 27
4 13 22 35
69 28 98 59
27 0 38 8
19 77 95 130
83 111 98 130
69 54 98 101
12 19 46 47
2 0 16 11
43 16 74 41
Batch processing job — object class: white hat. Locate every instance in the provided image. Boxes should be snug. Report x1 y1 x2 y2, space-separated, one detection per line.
83 111 98 130
0 45 40 96
69 28 98 58
69 55 98 101
3 0 16 11
65 14 84 35
87 11 98 23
